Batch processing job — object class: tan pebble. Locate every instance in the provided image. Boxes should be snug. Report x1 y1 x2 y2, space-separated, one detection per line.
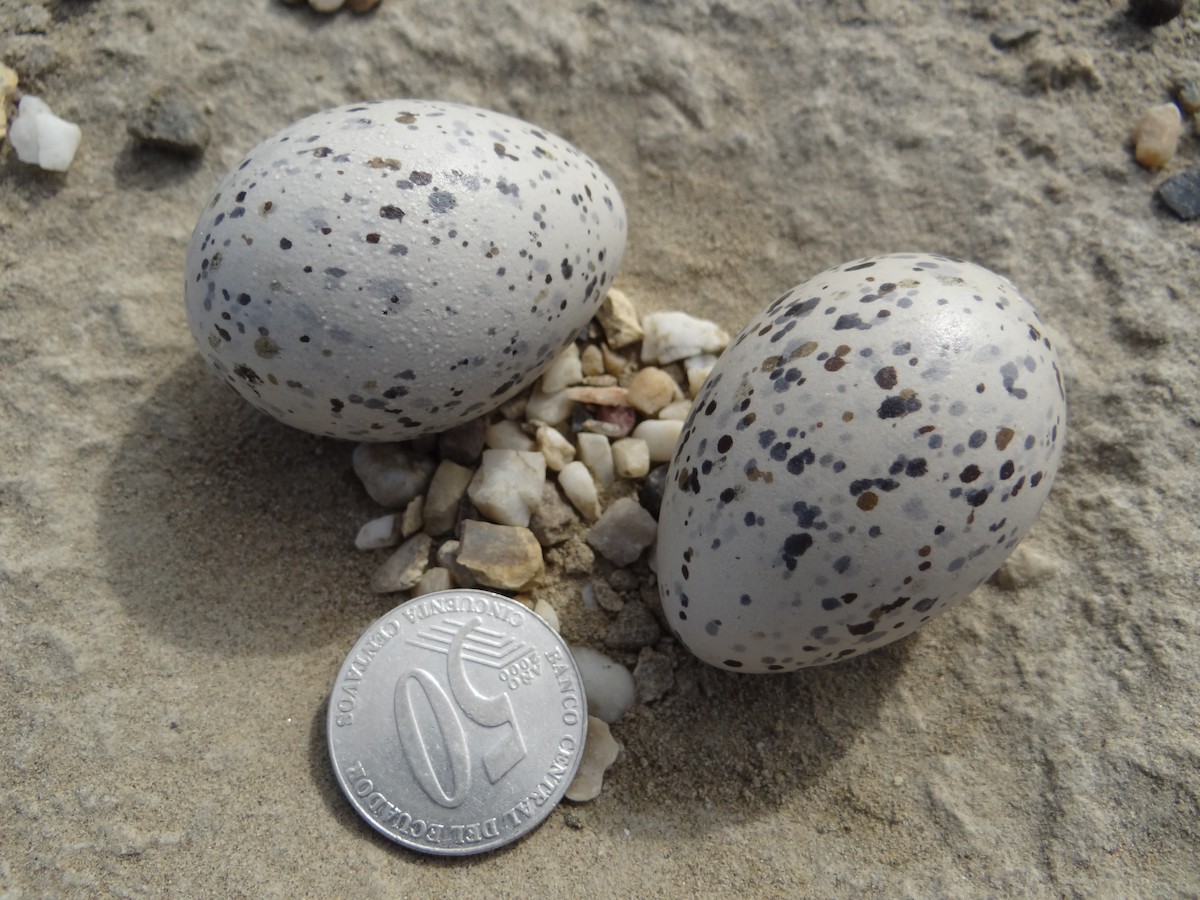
596 288 644 349
536 424 576 472
533 598 560 632
416 566 454 594
565 385 630 406
601 343 628 377
581 374 619 387
565 717 621 802
580 344 606 377
1133 103 1183 170
611 437 651 479
400 495 424 538
456 521 544 590
658 399 694 421
626 366 679 415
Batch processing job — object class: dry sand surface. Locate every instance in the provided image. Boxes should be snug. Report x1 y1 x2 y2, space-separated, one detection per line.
3 0 1199 896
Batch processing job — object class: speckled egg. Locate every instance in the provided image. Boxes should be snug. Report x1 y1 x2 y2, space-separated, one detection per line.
184 99 626 440
657 254 1066 672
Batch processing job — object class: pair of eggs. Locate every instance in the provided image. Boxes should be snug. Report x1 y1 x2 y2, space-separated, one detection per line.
184 102 1066 672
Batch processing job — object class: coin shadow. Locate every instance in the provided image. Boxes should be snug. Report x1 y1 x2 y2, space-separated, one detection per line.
599 635 914 834
96 357 382 656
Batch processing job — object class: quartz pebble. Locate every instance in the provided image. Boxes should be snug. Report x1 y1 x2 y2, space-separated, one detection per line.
400 496 425 538
524 384 575 426
8 95 82 173
596 288 644 348
484 419 535 451
611 437 651 479
631 419 684 463
353 443 436 508
467 449 545 527
684 354 718 397
423 460 474 535
580 344 606 377
416 566 454 594
604 600 662 650
536 425 576 472
1133 103 1183 170
564 717 620 803
576 432 614 487
355 514 400 550
626 366 679 415
370 533 433 593
540 344 583 393
633 647 674 704
587 497 657 566
572 647 636 724
456 521 543 590
558 460 602 522
657 399 693 421
641 311 730 364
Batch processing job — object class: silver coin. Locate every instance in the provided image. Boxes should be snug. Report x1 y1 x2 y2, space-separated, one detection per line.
327 589 587 855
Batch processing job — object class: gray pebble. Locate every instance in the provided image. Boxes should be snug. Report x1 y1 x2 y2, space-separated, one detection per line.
438 418 487 466
370 533 433 593
128 85 210 157
591 579 626 612
1157 168 1200 220
604 600 662 651
528 482 579 547
990 19 1042 49
633 647 674 704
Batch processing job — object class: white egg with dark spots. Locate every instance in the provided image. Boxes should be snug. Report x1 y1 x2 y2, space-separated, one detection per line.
184 99 626 440
657 254 1066 672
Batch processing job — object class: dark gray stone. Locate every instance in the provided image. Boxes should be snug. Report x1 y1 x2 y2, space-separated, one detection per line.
1158 168 1200 220
128 86 210 157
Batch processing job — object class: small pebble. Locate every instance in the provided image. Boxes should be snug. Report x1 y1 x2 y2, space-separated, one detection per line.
1129 0 1185 26
626 366 679 415
631 419 684 463
589 579 626 612
524 384 575 426
685 354 718 397
637 465 669 518
580 344 606 377
467 449 545 527
423 460 475 536
354 513 400 550
989 20 1042 49
370 533 433 593
0 63 18 141
540 343 583 393
633 647 674 704
587 497 657 566
309 0 345 11
400 495 424 538
571 647 635 723
128 85 210 157
611 437 651 479
484 418 535 451
545 537 595 575
604 601 662 651
992 542 1059 590
437 418 486 465
1158 167 1200 219
558 460 602 522
601 344 629 377
576 432 615 487
536 424 576 472
456 521 544 590
435 539 477 587
1133 102 1183 170
528 482 580 546
608 569 639 593
565 385 630 406
564 717 621 802
596 288 645 349
584 404 637 437
8 96 82 173
641 311 730 364
534 598 560 632
416 566 454 594
1175 75 1200 114
352 443 436 508
657 399 693 421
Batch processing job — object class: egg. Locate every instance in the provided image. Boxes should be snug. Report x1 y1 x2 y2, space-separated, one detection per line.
183 99 626 440
657 254 1066 672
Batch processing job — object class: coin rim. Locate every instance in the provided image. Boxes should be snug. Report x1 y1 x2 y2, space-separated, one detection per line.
326 588 588 856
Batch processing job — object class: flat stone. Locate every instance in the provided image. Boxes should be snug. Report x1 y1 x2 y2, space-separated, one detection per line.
641 311 730 364
370 533 433 593
604 600 662 651
467 449 546 527
989 20 1041 49
423 459 475 536
564 716 621 802
128 85 210 157
354 513 400 550
456 520 544 590
1158 167 1200 220
528 482 580 546
596 287 644 349
633 647 674 704
437 418 486 466
565 385 630 406
558 460 602 522
400 496 424 538
352 442 436 508
587 497 657 565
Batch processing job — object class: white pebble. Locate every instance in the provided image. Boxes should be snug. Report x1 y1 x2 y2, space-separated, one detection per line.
354 513 400 550
641 311 730 364
657 399 693 421
565 716 621 803
416 566 454 594
571 647 635 724
993 542 1059 590
540 343 583 393
370 533 433 593
484 419 535 451
524 384 575 426
596 288 645 349
534 598 560 632
8 96 83 173
536 425 576 472
467 449 546 527
576 432 614 487
423 459 475 536
631 419 684 463
685 353 718 397
400 496 424 538
352 442 436 508
580 344 606 377
587 497 657 566
611 437 651 479
558 461 602 522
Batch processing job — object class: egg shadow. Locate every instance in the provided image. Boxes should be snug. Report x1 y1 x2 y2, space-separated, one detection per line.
97 356 385 656
588 634 914 837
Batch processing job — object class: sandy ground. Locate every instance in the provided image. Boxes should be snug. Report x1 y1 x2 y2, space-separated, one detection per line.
3 0 1199 896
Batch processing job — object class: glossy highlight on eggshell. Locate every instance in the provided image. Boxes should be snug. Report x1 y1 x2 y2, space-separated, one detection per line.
184 99 627 440
657 253 1066 672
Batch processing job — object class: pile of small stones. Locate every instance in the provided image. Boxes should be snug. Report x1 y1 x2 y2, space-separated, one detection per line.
350 288 730 714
